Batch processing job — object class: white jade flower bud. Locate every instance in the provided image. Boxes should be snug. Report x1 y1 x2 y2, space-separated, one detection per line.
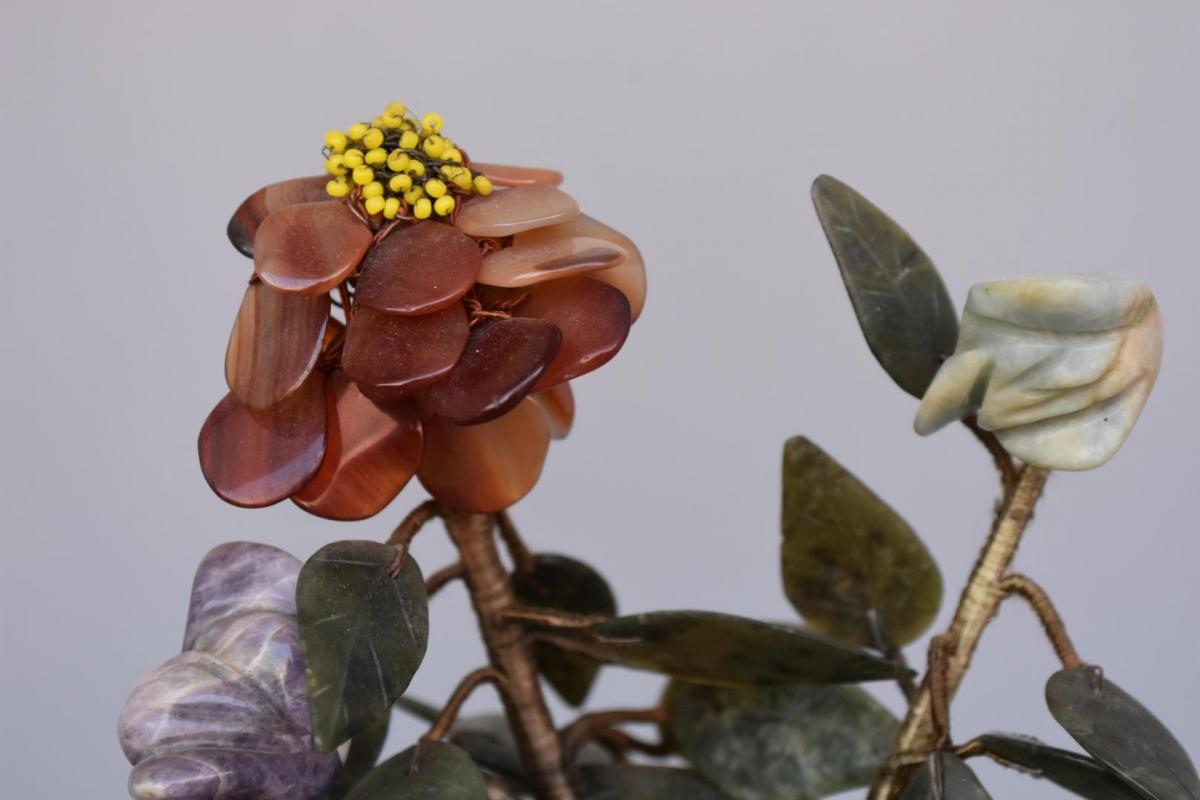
914 275 1163 470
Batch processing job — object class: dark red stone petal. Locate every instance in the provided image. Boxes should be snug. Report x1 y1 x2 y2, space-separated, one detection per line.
197 372 327 508
419 318 562 425
225 283 330 409
293 372 423 521
227 176 328 257
532 382 575 440
470 162 564 188
341 305 470 395
253 201 373 295
354 222 482 315
510 277 632 391
417 397 550 513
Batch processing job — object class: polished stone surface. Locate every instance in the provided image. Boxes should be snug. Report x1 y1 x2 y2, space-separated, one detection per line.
341 305 470 395
417 397 550 512
225 283 330 409
118 543 338 800
420 317 562 425
469 162 564 188
292 372 423 520
227 175 328 257
198 373 327 508
511 276 632 391
812 174 959 399
477 235 627 288
516 214 647 321
254 201 374 295
915 275 1163 470
532 382 575 440
355 221 482 315
454 186 580 238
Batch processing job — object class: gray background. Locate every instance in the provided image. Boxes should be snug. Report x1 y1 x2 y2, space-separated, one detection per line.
2 2 1197 797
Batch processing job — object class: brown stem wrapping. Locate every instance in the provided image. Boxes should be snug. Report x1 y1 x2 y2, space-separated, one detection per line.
388 500 443 548
443 510 575 800
425 562 465 598
999 574 1084 669
559 707 669 764
496 510 538 574
422 666 506 743
869 465 1050 799
962 417 1018 501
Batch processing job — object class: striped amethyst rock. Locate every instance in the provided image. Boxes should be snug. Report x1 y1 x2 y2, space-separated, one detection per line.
117 542 339 800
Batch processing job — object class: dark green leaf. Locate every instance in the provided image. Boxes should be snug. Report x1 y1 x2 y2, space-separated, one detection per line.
1046 666 1200 800
538 611 910 686
811 174 958 398
512 554 617 706
394 695 440 723
781 436 941 647
668 682 898 800
977 733 1145 800
900 752 992 800
320 713 391 800
344 742 487 800
298 540 430 750
575 765 732 800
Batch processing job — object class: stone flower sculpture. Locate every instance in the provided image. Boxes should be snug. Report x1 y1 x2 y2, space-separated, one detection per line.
913 275 1163 470
201 101 646 519
118 136 1196 800
117 542 339 800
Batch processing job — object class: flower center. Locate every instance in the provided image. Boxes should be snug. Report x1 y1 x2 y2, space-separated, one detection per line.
321 102 494 222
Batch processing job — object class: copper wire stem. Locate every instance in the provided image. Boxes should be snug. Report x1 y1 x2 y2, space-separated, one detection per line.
442 510 575 800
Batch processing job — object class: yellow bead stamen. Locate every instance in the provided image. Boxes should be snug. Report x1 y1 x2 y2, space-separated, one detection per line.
322 102 501 212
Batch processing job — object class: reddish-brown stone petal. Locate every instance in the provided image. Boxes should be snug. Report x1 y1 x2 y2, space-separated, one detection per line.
454 186 580 238
197 372 327 508
354 222 482 315
341 305 470 395
253 201 373 295
418 398 550 513
509 277 632 391
532 382 575 440
419 318 562 425
470 162 564 188
227 175 329 257
477 236 627 289
292 372 423 521
225 283 330 410
516 215 647 321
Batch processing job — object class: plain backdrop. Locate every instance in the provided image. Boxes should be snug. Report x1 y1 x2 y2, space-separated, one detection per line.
2 2 1197 798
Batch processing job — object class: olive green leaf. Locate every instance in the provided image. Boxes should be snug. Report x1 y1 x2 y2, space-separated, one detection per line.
536 611 910 686
977 733 1145 800
575 765 733 799
1046 666 1200 800
668 682 898 800
344 742 487 800
298 541 429 751
319 713 391 800
781 436 941 647
811 174 959 398
900 752 992 799
512 553 617 706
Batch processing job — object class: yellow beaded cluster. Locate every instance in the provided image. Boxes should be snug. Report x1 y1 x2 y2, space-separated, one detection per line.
322 102 494 220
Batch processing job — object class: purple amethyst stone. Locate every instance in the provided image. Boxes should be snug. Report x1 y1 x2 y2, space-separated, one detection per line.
117 542 340 800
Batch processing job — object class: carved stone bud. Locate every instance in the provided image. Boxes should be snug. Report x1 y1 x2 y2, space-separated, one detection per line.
914 275 1162 470
117 542 339 800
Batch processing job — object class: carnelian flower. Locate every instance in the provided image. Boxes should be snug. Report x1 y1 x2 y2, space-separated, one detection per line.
200 102 646 518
